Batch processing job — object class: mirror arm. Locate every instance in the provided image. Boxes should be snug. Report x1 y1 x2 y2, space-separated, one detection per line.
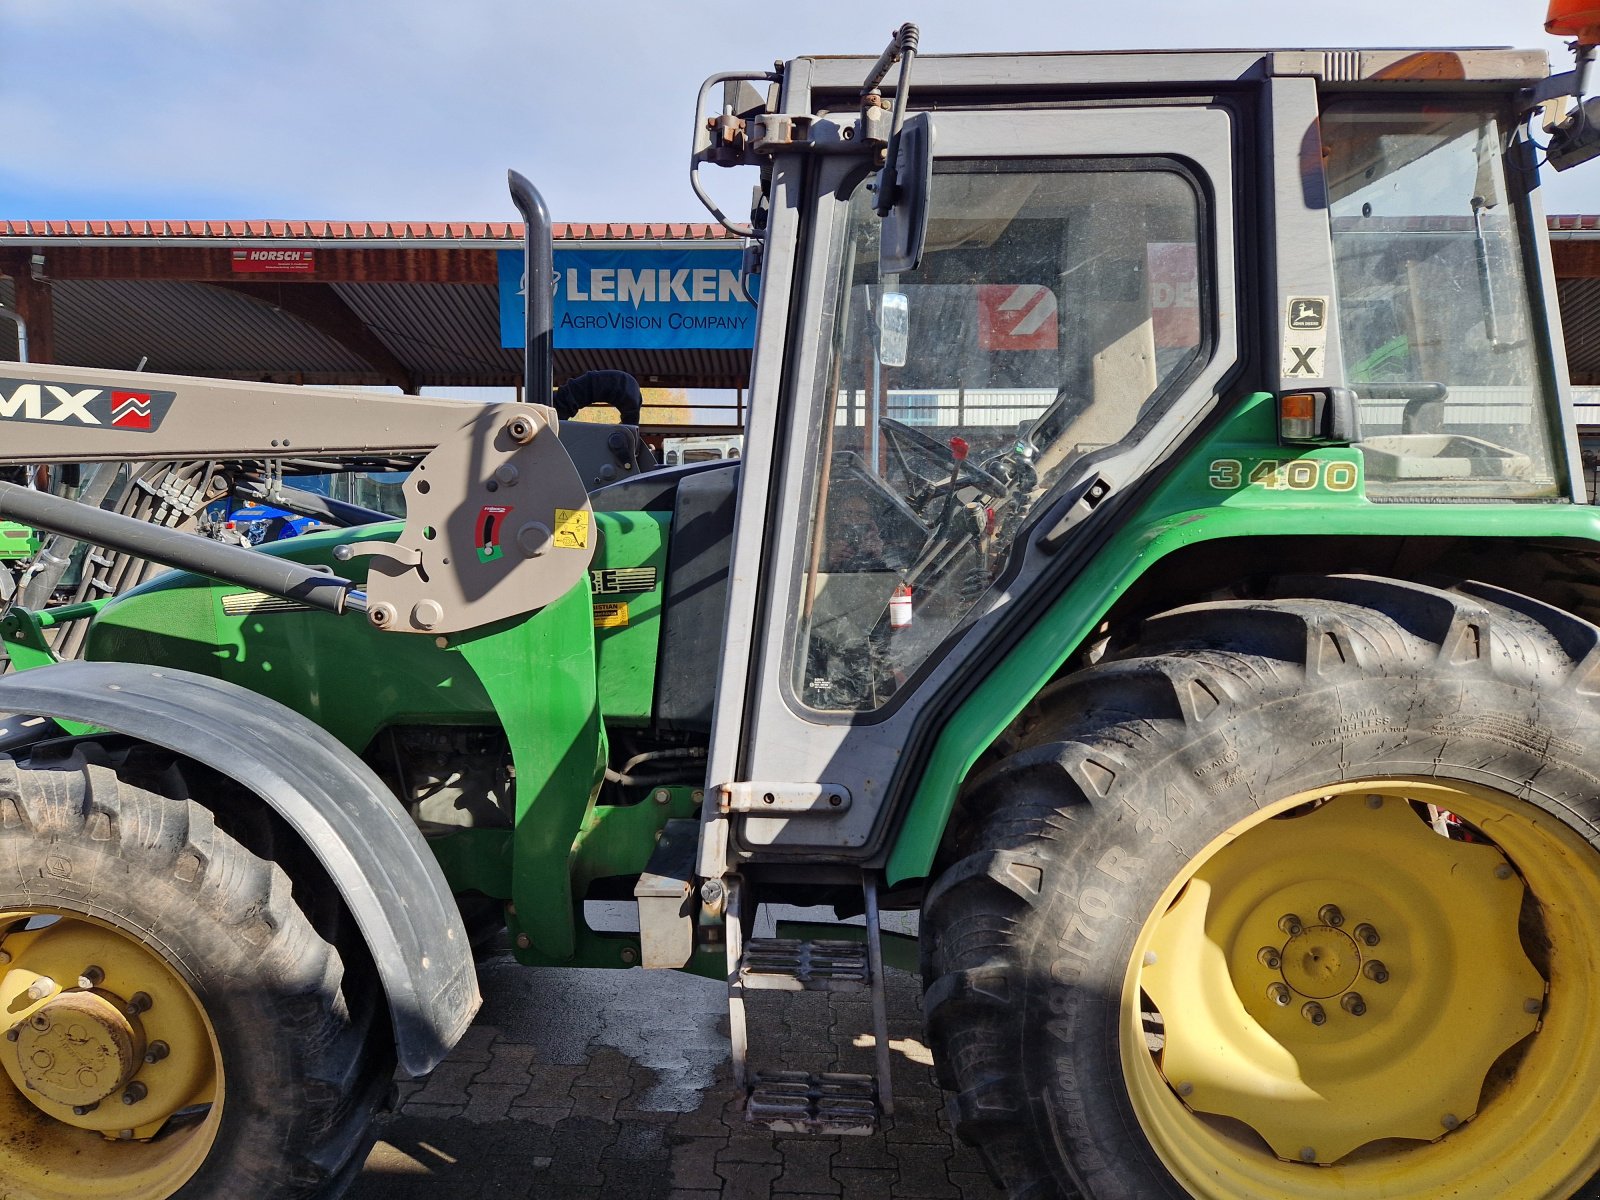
874 24 921 216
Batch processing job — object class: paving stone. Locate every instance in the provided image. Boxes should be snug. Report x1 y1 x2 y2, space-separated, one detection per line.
891 1150 962 1199
504 1102 572 1126
406 1060 481 1107
717 1159 783 1195
831 1136 903 1170
358 953 1006 1199
447 1023 499 1064
666 1132 728 1190
717 1132 783 1164
390 1100 466 1122
772 1139 840 1194
834 1165 901 1196
566 1085 621 1124
472 1042 542 1085
947 1170 1002 1196
516 1063 585 1101
462 1083 528 1124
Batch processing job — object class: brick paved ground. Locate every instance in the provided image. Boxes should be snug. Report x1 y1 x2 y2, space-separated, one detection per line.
351 945 1001 1199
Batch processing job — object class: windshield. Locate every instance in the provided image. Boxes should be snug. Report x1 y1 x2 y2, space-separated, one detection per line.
1323 101 1561 499
790 160 1207 712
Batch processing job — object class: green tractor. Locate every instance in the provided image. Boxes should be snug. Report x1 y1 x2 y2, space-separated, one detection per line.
6 17 1600 1200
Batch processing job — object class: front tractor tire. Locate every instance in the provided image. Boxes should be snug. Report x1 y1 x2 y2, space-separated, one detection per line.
922 575 1600 1200
0 751 388 1200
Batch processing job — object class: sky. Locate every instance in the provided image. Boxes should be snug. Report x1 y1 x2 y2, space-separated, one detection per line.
2 0 1599 224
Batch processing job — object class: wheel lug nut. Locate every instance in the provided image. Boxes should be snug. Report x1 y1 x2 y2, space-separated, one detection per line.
1302 1001 1327 1026
3 1028 16 1042
144 1041 169 1065
1441 1113 1461 1131
121 1081 147 1105
1318 904 1344 927
1267 983 1292 1007
1494 863 1514 880
25 978 54 1002
72 1102 98 1116
1354 923 1380 946
1257 946 1282 970
1279 914 1304 937
1364 960 1389 984
77 965 104 990
1341 992 1368 1016
125 992 152 1016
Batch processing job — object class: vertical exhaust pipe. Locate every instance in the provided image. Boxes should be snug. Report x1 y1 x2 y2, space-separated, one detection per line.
507 171 554 405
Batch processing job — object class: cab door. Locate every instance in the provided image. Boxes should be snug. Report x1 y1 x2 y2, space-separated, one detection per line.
705 100 1242 862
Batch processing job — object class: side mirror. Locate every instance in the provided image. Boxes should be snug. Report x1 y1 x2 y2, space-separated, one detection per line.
879 292 909 367
879 113 934 276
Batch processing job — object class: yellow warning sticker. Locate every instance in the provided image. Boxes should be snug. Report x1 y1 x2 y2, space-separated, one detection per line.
553 507 590 549
593 601 629 629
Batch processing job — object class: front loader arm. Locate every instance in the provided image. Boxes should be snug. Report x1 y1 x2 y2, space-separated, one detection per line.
0 361 596 635
0 360 510 463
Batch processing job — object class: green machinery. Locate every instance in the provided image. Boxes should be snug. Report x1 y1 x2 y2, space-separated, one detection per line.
0 519 38 602
5 18 1600 1200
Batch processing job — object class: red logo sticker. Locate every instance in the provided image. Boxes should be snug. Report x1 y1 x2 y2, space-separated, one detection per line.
231 248 316 274
977 285 1059 351
111 390 152 429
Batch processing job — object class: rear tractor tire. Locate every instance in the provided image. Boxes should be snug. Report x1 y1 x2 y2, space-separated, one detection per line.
0 750 389 1200
922 575 1600 1200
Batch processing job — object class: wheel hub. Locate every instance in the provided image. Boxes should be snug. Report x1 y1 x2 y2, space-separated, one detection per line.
13 989 144 1108
1279 924 1361 999
0 916 217 1144
1140 790 1544 1165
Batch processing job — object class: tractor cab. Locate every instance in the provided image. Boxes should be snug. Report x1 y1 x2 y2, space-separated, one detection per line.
693 43 1577 872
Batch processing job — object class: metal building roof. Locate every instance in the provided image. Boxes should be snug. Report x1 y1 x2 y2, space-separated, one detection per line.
2 216 1600 393
0 221 748 393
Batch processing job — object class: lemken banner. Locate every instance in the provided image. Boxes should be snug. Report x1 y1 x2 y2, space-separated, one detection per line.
497 248 754 351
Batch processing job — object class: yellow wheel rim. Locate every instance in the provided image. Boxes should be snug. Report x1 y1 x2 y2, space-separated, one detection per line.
0 910 222 1200
1122 780 1600 1200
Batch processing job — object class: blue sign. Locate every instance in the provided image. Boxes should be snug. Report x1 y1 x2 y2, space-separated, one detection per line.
498 248 755 351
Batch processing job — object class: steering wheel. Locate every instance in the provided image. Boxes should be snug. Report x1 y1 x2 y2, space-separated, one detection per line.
879 417 1010 499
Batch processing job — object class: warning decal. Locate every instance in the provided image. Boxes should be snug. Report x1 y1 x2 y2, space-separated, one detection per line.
553 508 590 550
593 602 629 628
475 505 513 563
591 567 657 595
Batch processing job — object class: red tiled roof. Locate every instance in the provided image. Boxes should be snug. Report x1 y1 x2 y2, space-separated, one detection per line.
0 219 738 241
8 215 1600 238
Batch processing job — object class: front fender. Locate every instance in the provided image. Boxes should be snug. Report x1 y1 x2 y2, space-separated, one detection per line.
0 659 478 1077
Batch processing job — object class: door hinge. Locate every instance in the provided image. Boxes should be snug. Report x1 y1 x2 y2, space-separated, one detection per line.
718 782 853 816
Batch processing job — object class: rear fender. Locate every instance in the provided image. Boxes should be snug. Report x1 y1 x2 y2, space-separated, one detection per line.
0 659 478 1077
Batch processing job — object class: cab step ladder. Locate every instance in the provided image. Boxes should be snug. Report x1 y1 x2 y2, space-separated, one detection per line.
726 874 895 1135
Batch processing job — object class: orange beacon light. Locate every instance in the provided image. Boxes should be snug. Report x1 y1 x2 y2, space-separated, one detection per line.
1549 0 1600 45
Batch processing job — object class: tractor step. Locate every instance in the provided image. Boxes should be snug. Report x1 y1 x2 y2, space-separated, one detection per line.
745 1070 879 1135
725 874 896 1135
739 937 870 991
